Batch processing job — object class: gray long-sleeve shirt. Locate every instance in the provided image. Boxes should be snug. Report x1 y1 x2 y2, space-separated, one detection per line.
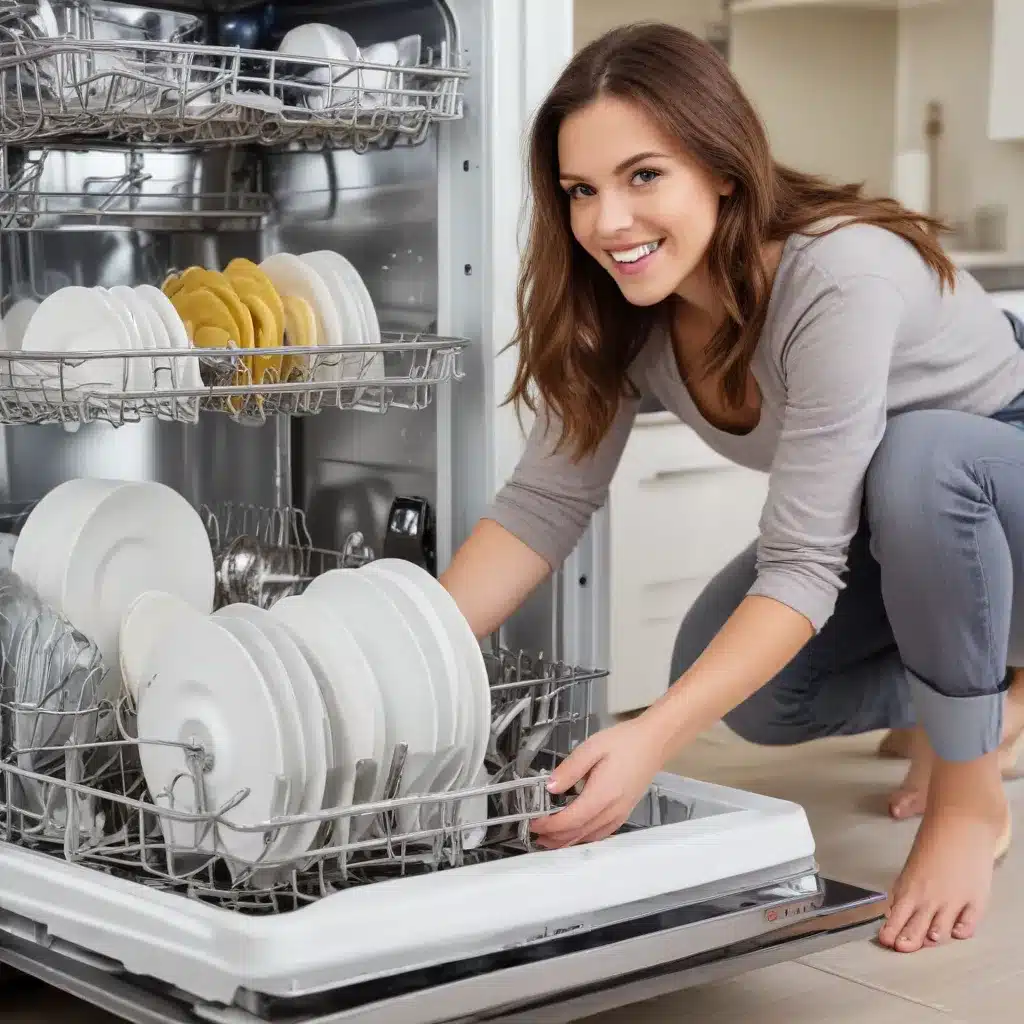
488 222 1024 631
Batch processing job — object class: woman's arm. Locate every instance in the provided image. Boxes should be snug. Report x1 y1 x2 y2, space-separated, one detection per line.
645 595 813 757
440 518 551 640
443 395 641 639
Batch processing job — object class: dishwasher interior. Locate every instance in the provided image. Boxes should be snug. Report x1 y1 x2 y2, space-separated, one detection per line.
0 2 887 1021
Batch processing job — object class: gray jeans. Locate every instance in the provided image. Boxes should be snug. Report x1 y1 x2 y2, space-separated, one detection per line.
670 313 1024 763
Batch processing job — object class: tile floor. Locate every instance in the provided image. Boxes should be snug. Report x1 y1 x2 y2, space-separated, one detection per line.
2 727 1022 1022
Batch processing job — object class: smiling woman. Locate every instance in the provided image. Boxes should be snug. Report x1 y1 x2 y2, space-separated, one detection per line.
439 20 1024 959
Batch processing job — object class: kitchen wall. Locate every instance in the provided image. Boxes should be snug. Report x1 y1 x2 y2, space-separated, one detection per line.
730 7 898 196
897 0 1024 253
573 0 723 49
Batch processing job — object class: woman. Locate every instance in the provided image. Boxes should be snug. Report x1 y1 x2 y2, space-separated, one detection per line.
440 21 1024 954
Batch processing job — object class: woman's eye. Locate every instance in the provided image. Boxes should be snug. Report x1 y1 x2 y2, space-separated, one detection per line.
566 183 595 200
632 168 660 186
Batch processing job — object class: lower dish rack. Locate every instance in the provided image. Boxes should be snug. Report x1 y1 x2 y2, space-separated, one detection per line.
0 494 603 906
0 646 598 911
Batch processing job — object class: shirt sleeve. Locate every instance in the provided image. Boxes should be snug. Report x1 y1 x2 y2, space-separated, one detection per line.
487 395 640 569
747 272 905 630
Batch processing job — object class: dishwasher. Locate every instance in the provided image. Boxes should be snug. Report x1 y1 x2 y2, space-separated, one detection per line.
0 1 887 1022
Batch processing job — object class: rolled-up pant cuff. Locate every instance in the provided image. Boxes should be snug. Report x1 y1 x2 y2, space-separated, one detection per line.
906 670 1004 762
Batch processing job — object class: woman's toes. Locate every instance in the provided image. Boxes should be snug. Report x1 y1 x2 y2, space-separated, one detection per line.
889 787 928 820
952 904 980 941
878 896 915 948
926 906 959 945
893 907 937 953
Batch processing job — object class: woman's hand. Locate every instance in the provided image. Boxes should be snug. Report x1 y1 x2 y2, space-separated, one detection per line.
530 716 668 849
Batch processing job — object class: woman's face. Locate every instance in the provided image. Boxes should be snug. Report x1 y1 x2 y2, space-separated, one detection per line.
558 94 731 308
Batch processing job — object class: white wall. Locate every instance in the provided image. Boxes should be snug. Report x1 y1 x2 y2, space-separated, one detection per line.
573 0 723 49
897 0 1024 252
730 7 899 195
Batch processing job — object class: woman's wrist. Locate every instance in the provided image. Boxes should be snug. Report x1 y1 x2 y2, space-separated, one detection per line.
638 684 701 766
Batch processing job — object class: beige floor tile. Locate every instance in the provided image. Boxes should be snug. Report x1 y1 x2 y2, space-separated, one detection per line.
585 960 955 1024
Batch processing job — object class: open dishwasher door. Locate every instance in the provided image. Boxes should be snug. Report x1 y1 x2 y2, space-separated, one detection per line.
0 768 885 1024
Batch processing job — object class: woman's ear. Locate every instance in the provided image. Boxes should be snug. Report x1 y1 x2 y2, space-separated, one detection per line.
719 178 735 197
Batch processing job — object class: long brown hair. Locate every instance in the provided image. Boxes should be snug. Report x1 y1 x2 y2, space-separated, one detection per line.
506 21 955 461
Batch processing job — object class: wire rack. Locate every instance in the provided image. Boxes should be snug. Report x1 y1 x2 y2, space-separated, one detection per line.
0 499 605 911
0 331 466 426
203 501 374 610
0 33 467 150
0 145 272 231
0 644 603 913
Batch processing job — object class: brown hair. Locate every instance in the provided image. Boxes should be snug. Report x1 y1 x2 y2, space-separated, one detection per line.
506 21 955 461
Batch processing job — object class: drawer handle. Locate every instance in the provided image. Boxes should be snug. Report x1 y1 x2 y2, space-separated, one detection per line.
642 465 729 485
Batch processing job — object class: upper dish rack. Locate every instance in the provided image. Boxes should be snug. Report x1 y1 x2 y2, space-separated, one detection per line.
0 332 466 426
0 27 467 150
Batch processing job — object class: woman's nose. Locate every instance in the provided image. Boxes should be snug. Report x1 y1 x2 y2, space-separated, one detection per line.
594 191 633 237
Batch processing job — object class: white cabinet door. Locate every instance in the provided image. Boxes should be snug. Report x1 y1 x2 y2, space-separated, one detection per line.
988 0 1024 141
606 416 769 715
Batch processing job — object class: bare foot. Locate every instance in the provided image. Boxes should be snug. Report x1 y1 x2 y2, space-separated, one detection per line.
878 727 915 760
879 755 1009 952
888 673 1024 820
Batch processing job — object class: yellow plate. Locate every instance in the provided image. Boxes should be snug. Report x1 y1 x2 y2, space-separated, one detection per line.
233 285 283 384
225 259 285 344
281 294 318 381
176 269 255 352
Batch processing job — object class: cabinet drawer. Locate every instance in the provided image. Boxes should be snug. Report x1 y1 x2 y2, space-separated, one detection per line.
605 420 769 714
607 576 711 715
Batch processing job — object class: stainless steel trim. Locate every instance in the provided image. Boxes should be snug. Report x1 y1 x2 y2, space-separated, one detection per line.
0 875 885 1024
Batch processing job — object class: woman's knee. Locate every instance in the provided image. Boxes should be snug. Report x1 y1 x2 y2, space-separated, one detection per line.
669 542 757 680
865 409 988 559
721 679 815 746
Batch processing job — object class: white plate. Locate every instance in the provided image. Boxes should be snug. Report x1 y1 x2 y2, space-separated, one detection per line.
259 253 344 384
12 478 126 607
368 559 491 788
271 595 386 847
277 24 360 110
216 604 328 863
19 286 131 396
212 613 307 820
305 250 383 382
303 570 438 795
60 481 215 672
119 590 203 703
358 564 464 831
134 284 201 416
298 251 367 386
109 285 158 392
138 616 288 863
2 297 39 350
95 287 142 388
361 562 459 751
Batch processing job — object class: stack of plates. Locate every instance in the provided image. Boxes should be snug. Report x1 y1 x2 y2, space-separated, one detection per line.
128 558 491 866
12 478 216 688
11 285 202 412
161 251 383 392
3 248 381 411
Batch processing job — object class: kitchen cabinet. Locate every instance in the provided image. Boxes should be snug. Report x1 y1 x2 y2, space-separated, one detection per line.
606 414 769 714
988 0 1024 140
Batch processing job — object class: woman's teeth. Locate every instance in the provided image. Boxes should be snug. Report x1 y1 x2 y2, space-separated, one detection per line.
611 241 661 264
